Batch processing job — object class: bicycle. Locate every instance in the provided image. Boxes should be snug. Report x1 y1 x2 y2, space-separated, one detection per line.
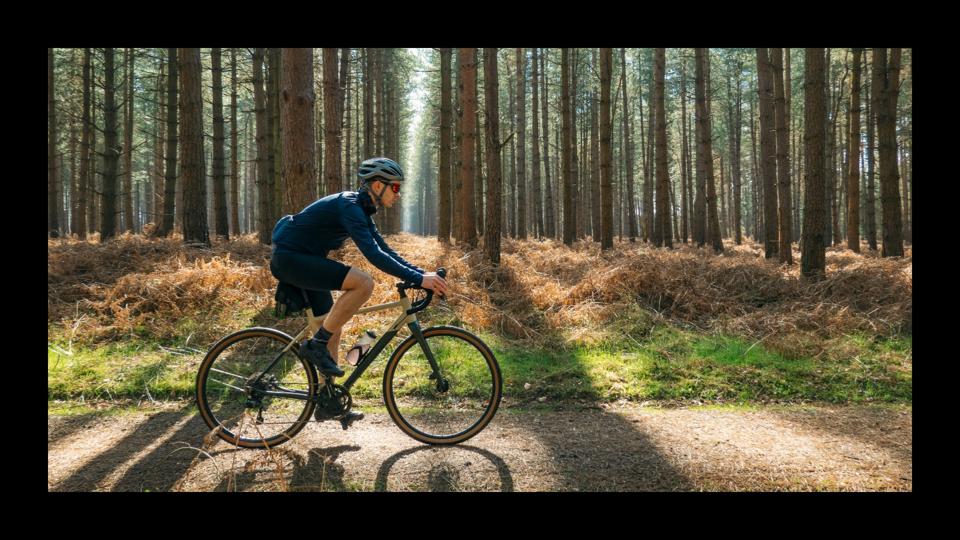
195 268 502 448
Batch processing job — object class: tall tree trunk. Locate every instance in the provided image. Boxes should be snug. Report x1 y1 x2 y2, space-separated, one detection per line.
875 48 904 257
281 48 318 217
211 48 229 239
516 48 527 240
697 49 723 253
802 48 827 279
757 48 778 257
771 48 793 263
474 48 483 237
654 48 672 248
48 47 60 237
122 48 135 233
458 48 478 248
599 48 614 250
734 57 743 245
159 48 178 237
531 48 544 239
644 50 656 243
267 49 281 227
253 48 272 244
865 51 878 251
622 49 638 242
541 50 555 239
693 49 707 247
100 48 119 241
178 48 210 246
680 54 689 243
438 48 453 243
323 48 341 196
561 48 574 246
484 48 503 263
846 48 862 252
230 48 240 237
590 65 601 242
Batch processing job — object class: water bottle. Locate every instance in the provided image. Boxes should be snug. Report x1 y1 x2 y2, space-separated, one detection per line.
345 330 377 366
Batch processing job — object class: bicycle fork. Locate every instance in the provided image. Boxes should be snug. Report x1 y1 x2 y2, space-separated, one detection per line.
408 322 449 392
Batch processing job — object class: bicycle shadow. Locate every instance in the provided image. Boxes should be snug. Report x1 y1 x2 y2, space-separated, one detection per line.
373 444 514 492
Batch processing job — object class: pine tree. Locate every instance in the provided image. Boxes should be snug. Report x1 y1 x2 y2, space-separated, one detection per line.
802 48 827 279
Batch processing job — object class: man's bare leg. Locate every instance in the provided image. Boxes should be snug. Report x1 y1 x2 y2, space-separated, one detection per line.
321 268 374 362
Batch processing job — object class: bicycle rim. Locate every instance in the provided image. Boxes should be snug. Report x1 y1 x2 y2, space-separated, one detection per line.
384 327 501 445
196 328 317 448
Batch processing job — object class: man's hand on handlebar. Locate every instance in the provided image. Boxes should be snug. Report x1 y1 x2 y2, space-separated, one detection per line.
420 271 448 299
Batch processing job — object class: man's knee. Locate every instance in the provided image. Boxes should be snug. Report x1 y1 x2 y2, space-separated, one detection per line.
343 268 374 296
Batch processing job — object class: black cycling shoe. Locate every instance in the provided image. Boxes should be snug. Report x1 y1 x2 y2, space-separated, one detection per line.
299 338 345 377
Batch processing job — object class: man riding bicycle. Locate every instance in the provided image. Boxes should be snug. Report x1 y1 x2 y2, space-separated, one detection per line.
269 157 448 380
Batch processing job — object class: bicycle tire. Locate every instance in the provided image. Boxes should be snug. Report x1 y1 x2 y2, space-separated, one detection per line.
383 326 502 445
195 327 318 449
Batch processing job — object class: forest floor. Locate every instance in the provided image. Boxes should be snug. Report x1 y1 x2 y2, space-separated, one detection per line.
48 233 912 491
47 399 911 492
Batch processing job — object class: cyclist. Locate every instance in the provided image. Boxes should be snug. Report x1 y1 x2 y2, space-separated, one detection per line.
270 157 448 379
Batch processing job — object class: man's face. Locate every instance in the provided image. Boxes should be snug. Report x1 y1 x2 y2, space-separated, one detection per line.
373 179 401 208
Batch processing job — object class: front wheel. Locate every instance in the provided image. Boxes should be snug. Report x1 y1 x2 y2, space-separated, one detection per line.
383 326 502 445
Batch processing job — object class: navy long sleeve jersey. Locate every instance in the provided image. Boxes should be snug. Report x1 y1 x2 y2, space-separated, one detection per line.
271 190 425 285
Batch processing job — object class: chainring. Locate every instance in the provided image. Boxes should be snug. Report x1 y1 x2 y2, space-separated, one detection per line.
315 384 352 420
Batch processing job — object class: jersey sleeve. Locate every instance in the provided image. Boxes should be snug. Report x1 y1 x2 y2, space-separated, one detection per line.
340 205 424 285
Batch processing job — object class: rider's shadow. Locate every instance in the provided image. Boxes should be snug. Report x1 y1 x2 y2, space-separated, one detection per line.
374 445 514 492
288 445 362 492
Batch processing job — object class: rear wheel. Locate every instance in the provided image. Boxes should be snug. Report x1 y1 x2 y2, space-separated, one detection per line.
196 327 317 449
383 326 501 445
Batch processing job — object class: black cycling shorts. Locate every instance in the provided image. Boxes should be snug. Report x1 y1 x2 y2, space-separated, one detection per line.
269 249 351 316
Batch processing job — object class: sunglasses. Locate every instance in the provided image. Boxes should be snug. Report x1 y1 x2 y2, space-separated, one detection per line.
384 182 401 194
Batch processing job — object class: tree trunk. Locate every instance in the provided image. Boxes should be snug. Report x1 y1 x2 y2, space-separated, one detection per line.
178 48 210 246
211 48 229 239
458 48 478 248
541 51 555 239
875 48 904 257
846 48 862 252
281 48 318 217
561 49 574 246
516 48 527 240
230 48 240 237
438 48 453 243
622 49 637 242
484 48 503 263
122 48 135 233
531 48 544 239
48 48 60 237
322 48 341 197
802 48 827 279
159 48 178 237
698 50 723 254
771 48 793 264
590 58 601 242
599 48 614 250
757 48 778 257
100 48 119 241
693 49 708 248
653 48 672 248
253 48 273 245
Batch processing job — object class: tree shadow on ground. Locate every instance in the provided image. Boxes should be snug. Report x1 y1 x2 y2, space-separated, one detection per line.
463 256 691 491
51 404 208 492
768 404 912 466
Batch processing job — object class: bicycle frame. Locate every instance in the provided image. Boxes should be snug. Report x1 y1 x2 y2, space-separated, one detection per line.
251 292 442 401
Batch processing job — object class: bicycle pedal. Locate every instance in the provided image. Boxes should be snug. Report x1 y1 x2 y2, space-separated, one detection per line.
339 411 364 430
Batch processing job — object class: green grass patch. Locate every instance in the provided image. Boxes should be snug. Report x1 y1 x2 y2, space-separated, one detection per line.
49 320 911 410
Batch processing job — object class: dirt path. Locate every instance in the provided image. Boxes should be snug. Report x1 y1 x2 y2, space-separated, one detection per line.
48 401 911 492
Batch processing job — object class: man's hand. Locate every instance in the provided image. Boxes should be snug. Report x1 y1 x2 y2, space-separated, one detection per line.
420 272 448 298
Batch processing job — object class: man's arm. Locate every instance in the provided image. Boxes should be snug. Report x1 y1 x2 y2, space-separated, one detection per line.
340 206 423 285
369 224 426 275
